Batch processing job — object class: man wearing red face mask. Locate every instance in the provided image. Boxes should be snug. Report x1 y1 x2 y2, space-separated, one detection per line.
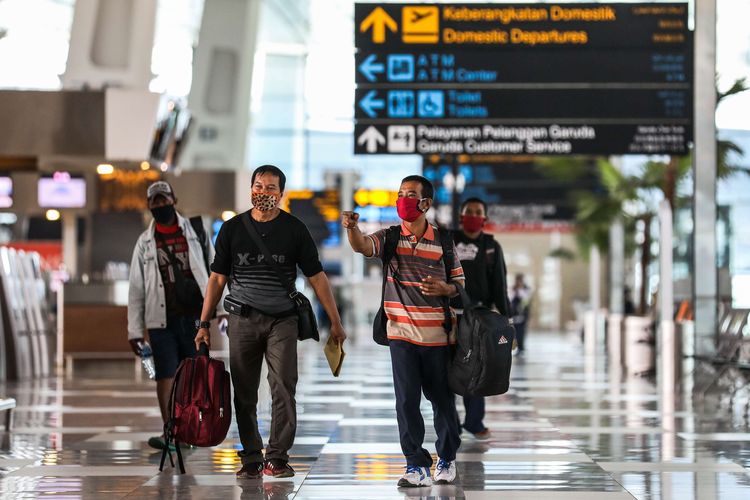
343 175 465 488
195 165 347 480
451 197 511 440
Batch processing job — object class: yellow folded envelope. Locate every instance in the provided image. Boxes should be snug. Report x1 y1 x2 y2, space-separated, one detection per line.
324 336 345 377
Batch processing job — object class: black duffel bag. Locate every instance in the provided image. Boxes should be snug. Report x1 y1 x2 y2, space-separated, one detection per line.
449 285 515 397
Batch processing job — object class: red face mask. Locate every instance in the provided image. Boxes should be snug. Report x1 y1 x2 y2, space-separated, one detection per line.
461 215 485 233
397 197 426 222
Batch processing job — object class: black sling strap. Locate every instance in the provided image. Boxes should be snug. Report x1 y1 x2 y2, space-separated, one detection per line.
239 213 300 300
436 228 456 335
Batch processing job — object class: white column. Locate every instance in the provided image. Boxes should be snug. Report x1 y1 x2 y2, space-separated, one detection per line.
659 199 677 463
180 0 262 170
584 246 601 357
693 0 718 357
62 0 157 90
608 218 625 366
62 213 78 280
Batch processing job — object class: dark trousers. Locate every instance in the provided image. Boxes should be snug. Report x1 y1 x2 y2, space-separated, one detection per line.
515 321 527 351
389 340 461 467
228 310 299 464
462 395 486 434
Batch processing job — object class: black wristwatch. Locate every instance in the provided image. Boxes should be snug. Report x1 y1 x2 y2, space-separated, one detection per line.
196 320 211 331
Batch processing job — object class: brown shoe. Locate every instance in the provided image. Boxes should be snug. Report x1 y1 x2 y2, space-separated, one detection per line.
236 462 264 479
473 429 491 440
263 459 295 478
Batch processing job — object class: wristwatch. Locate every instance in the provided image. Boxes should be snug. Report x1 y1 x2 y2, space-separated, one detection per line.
195 320 211 331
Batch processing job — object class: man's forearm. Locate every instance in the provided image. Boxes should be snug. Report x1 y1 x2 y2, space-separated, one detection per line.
309 272 342 325
346 227 372 256
200 273 226 323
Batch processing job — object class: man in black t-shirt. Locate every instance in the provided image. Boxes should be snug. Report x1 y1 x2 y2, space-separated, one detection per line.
452 197 511 440
194 165 347 480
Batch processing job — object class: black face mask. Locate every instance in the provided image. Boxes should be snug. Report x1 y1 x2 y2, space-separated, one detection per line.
150 204 176 225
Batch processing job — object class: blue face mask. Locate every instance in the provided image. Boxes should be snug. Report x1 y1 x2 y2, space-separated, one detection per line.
150 204 176 224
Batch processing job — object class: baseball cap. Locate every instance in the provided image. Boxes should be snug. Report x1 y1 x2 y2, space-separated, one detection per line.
147 181 175 201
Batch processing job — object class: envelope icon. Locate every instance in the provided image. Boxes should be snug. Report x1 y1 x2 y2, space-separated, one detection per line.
402 6 439 44
324 336 345 377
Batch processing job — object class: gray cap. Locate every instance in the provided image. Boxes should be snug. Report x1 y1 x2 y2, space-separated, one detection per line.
147 181 174 201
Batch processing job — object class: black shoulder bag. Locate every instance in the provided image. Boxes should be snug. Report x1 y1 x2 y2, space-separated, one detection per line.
155 231 204 311
240 213 319 342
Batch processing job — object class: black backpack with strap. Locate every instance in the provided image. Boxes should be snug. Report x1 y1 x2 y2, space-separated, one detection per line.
189 216 210 273
372 225 455 346
449 284 515 397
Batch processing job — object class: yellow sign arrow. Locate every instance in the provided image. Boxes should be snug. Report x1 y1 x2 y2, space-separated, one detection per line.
360 6 397 44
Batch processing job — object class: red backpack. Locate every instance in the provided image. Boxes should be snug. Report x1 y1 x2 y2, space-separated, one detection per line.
159 345 232 474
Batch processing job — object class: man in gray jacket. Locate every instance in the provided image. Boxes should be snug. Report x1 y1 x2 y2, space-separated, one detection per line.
127 181 222 450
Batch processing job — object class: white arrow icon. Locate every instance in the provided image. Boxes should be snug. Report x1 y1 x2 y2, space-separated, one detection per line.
357 126 386 153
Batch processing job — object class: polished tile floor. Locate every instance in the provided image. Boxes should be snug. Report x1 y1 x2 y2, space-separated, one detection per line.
2 331 750 499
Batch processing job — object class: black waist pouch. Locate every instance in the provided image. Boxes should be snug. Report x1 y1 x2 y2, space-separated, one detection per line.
224 296 250 317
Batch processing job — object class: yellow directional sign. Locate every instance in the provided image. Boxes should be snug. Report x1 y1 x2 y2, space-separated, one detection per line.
360 6 398 44
402 6 439 44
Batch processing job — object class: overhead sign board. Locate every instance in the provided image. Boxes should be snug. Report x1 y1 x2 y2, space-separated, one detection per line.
354 2 693 156
423 155 603 230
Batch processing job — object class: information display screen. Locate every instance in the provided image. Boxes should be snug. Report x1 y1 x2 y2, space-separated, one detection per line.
354 2 693 156
38 172 87 208
0 177 12 208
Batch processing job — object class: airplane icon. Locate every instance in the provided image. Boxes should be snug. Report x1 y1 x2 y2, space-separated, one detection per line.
411 10 433 23
402 6 439 44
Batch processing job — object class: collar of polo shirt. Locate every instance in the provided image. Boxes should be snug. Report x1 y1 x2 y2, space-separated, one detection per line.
400 222 435 241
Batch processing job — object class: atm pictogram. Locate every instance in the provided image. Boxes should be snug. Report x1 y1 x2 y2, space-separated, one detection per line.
402 6 439 44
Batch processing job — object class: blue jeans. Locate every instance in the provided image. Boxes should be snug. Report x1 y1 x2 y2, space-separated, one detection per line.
147 315 199 380
389 340 461 467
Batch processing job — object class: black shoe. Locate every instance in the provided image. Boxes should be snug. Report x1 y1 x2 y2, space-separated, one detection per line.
263 459 295 478
237 461 264 479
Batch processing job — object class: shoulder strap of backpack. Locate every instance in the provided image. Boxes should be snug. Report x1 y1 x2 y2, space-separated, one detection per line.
379 225 401 307
437 228 455 335
189 216 210 273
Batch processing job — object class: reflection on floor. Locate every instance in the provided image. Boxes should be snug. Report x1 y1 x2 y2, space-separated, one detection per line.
1 331 750 499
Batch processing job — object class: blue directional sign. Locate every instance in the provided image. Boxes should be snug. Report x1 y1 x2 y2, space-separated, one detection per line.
387 54 415 82
358 90 385 118
358 54 384 82
387 90 415 118
417 90 444 118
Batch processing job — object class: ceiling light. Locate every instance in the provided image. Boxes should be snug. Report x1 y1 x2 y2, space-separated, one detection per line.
96 163 114 175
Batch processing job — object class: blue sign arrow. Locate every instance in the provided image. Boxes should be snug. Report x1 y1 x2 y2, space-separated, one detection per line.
359 90 385 118
359 54 384 82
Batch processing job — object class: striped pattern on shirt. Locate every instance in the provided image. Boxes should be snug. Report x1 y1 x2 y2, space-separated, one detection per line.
369 223 465 346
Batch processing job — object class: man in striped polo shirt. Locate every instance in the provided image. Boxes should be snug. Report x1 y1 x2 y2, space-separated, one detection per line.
343 175 464 488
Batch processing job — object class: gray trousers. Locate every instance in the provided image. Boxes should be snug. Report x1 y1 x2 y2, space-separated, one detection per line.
228 310 298 463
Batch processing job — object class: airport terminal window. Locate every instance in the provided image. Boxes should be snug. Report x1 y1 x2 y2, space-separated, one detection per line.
149 0 205 97
0 0 74 90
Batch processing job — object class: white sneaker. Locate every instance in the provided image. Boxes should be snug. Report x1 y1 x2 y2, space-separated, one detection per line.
397 465 432 488
433 458 457 484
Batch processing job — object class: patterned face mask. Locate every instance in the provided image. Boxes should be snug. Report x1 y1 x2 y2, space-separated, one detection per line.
251 192 280 211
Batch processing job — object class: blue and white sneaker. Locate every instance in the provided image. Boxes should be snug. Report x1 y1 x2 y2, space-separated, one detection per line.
433 458 457 484
397 465 432 487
